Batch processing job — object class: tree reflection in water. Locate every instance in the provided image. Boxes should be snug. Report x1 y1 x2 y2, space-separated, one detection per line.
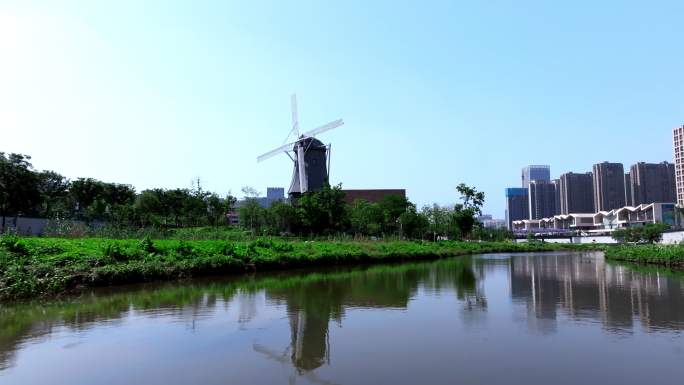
3 252 684 382
256 258 480 376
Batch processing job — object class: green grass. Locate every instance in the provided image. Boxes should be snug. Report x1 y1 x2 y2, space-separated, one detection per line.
0 236 590 301
604 244 684 267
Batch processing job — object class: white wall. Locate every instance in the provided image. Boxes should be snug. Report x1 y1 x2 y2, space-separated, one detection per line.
661 231 684 244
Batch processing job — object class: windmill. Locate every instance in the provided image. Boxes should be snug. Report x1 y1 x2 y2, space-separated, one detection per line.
257 94 344 197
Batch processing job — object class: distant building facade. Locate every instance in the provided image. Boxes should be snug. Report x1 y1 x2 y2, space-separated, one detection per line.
559 172 594 214
341 189 406 205
674 125 684 206
505 187 529 230
233 187 286 220
521 165 551 188
592 162 626 211
629 162 676 205
551 179 561 215
528 180 556 219
477 215 507 229
255 187 286 208
624 173 633 206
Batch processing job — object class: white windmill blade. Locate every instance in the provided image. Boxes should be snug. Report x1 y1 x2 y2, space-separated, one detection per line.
257 140 299 162
302 119 344 138
291 94 299 137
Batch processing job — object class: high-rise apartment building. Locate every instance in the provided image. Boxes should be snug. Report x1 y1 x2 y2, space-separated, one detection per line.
624 173 632 206
521 165 551 188
674 125 684 206
551 179 561 215
505 188 529 230
559 172 594 214
592 162 626 211
629 162 676 205
528 180 556 219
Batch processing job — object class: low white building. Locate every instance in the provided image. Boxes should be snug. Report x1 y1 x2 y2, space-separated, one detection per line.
593 203 678 229
512 202 679 234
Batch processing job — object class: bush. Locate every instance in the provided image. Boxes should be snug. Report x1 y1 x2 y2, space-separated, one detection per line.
612 223 669 244
175 241 195 256
103 243 129 262
0 236 29 255
139 236 156 253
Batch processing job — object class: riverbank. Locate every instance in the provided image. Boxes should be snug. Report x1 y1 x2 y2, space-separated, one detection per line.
603 244 684 267
0 236 591 300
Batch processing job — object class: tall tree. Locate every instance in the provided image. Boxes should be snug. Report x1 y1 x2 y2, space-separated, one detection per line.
35 170 70 218
349 199 383 236
296 184 349 235
0 153 40 229
452 183 485 239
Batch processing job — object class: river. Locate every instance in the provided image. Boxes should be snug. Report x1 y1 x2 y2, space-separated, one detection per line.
1 251 683 385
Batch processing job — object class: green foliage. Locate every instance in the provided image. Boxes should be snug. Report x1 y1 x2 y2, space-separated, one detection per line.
295 184 349 235
175 241 195 256
0 235 29 255
103 243 130 262
239 198 267 234
0 153 41 228
398 206 429 239
472 226 513 242
139 236 156 253
611 223 669 244
1 149 500 244
452 183 485 238
605 243 684 266
0 236 591 300
350 199 384 236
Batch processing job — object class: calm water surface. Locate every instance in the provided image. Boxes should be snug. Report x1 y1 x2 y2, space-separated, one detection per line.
2 251 684 385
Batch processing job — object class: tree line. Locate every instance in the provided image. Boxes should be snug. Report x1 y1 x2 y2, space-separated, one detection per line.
239 183 511 240
0 152 236 229
1 151 510 240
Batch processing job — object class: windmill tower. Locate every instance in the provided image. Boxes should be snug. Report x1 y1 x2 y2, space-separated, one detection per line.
257 94 344 197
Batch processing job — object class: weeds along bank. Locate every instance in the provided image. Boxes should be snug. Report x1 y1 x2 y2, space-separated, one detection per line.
0 236 590 301
604 244 684 267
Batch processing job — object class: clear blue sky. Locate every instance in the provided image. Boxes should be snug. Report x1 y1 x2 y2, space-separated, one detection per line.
2 0 683 217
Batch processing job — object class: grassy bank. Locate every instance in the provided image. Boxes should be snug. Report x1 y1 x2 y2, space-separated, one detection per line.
0 236 589 301
604 244 684 267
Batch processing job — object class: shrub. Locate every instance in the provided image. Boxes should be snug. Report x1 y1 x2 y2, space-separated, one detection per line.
0 236 29 256
103 243 129 262
175 241 195 256
139 236 156 253
612 223 669 244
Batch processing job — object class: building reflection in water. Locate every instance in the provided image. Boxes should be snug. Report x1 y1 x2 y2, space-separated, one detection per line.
508 252 684 333
3 253 684 380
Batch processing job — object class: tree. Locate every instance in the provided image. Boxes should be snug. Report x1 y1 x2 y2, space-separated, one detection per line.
0 153 40 230
398 205 429 239
349 199 383 236
612 223 669 244
456 183 485 215
472 226 513 242
452 204 477 239
206 193 225 227
239 198 265 234
268 201 298 234
135 189 164 226
642 223 668 243
69 178 106 221
377 195 410 235
296 184 349 235
452 183 486 239
241 186 259 198
422 204 452 240
35 170 70 218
